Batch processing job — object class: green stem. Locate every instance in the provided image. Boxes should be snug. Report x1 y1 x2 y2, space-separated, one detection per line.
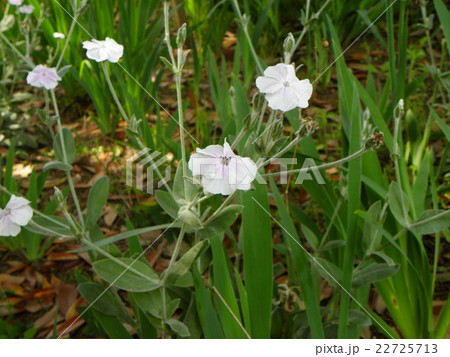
262 146 369 176
203 192 237 226
50 90 85 228
284 0 331 64
56 13 78 69
175 73 188 184
0 33 34 68
81 238 157 283
231 128 247 150
160 222 187 337
102 62 129 122
231 0 264 75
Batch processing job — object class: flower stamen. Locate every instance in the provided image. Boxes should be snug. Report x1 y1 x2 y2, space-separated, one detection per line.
220 156 231 166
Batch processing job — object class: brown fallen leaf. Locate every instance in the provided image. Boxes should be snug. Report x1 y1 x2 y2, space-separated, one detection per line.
46 252 80 261
34 306 63 329
25 300 42 313
66 296 86 321
50 317 85 339
57 284 78 316
0 273 25 285
1 282 26 296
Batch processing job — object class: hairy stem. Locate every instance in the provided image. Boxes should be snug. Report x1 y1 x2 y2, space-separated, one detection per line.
50 90 85 227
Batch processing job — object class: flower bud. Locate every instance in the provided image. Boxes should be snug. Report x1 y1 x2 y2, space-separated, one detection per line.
394 99 404 120
283 32 295 54
178 205 202 228
271 120 284 140
176 23 187 49
54 186 66 209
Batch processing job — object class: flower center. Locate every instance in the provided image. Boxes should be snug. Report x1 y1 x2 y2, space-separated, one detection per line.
220 156 232 166
4 208 11 216
283 81 290 87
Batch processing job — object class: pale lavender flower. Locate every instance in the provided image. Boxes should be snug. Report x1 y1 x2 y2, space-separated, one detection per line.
188 139 258 196
82 37 124 63
256 63 313 112
26 65 61 90
18 5 34 14
0 195 33 237
8 0 24 6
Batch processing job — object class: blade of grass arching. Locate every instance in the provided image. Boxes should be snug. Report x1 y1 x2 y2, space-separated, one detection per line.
412 149 430 215
433 0 450 54
386 0 397 102
23 168 40 260
192 266 225 338
231 74 250 135
432 298 450 339
364 306 400 338
397 0 408 99
234 269 251 331
269 179 324 338
241 182 273 338
338 83 362 339
354 79 393 151
209 235 245 339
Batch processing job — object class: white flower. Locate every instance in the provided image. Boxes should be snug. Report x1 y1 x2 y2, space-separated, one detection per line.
8 0 23 6
18 5 34 14
188 139 258 196
26 65 62 90
256 63 313 112
0 195 33 237
82 37 124 63
53 32 65 39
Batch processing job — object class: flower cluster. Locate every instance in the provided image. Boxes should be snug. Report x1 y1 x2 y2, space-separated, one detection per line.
0 195 33 237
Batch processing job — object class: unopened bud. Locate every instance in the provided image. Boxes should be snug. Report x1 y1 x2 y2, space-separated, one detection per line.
271 120 284 140
394 99 404 120
283 33 295 54
176 23 187 48
178 205 202 228
54 187 66 209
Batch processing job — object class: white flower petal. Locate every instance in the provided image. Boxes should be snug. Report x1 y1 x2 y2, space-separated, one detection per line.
8 204 33 226
263 63 289 81
235 157 257 188
290 79 313 108
188 153 220 178
0 217 21 237
82 40 99 50
202 175 237 196
86 48 109 62
256 76 283 94
195 145 224 158
5 195 30 210
265 87 299 112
